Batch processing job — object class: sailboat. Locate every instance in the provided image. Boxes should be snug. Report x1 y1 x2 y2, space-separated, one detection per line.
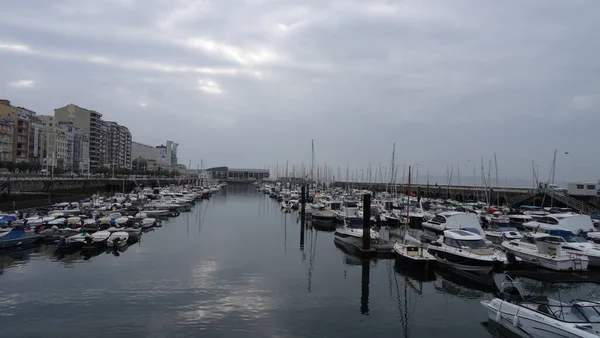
393 166 436 267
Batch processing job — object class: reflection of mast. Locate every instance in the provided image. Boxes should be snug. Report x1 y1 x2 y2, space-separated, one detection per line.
360 259 370 315
284 212 287 254
393 272 410 337
307 228 318 293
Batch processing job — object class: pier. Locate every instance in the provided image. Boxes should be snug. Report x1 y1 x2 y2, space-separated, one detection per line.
275 180 600 212
0 176 181 198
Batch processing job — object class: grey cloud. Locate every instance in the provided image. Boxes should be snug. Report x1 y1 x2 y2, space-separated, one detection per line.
0 0 598 181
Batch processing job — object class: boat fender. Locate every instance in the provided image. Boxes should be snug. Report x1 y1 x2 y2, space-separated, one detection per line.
513 314 519 327
495 310 501 322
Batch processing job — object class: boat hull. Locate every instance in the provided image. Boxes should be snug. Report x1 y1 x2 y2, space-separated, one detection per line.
427 247 499 273
482 299 598 338
0 234 41 249
502 242 588 271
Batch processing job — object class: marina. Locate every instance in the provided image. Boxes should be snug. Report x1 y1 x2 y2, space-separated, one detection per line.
1 182 600 337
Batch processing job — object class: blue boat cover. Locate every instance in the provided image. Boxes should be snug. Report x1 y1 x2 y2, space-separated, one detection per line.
0 215 17 225
0 229 25 241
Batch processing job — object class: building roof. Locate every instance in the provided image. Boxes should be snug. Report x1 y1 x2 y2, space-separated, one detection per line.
229 168 269 173
206 167 268 173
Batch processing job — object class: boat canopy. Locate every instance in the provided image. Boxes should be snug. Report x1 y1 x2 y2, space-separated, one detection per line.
0 215 17 224
520 205 542 211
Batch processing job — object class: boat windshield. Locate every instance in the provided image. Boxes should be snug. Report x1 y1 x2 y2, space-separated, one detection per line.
346 218 363 229
547 230 587 243
562 234 588 243
457 239 487 249
523 300 600 323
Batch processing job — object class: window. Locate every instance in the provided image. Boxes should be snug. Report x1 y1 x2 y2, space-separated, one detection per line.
432 215 446 224
588 185 596 190
457 239 487 249
577 185 584 189
443 237 458 247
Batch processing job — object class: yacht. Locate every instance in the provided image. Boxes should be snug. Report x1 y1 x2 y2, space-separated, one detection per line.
502 233 589 271
427 229 505 273
543 229 600 267
484 222 523 245
505 210 534 229
422 211 485 241
482 272 600 338
394 232 436 267
523 213 595 236
334 221 380 246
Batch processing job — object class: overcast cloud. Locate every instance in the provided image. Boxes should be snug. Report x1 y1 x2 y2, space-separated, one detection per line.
1 0 598 182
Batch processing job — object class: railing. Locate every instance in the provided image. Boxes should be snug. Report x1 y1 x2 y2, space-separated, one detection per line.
507 189 599 214
545 190 598 214
507 190 540 206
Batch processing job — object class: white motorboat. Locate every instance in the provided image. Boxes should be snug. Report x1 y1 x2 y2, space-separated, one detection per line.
121 227 142 241
106 231 129 247
394 232 436 266
48 218 67 225
523 213 595 236
312 210 336 223
427 229 505 273
422 211 486 240
38 226 80 241
334 222 380 246
280 200 292 210
83 230 111 248
484 222 523 245
140 209 168 217
505 211 533 229
140 218 156 229
482 272 600 338
115 217 130 226
532 226 600 267
502 233 589 271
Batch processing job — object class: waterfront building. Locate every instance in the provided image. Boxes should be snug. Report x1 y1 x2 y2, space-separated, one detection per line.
54 104 103 168
166 140 178 165
40 116 68 168
27 115 44 164
0 115 13 163
0 100 31 163
132 141 176 170
62 124 89 172
206 167 269 180
55 104 132 169
107 121 132 169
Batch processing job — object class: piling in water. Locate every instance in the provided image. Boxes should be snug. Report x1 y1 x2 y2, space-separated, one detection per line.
362 193 371 251
360 259 370 315
301 185 306 217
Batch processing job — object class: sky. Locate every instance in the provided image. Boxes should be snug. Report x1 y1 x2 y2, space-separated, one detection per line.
0 0 598 183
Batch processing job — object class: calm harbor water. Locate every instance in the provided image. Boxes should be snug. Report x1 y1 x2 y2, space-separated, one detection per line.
0 184 513 338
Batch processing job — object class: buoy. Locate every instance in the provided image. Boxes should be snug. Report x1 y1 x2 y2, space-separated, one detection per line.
495 310 502 322
513 314 519 327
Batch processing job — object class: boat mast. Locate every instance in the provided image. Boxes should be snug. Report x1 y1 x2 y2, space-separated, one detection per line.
494 153 499 206
388 142 395 193
404 166 411 245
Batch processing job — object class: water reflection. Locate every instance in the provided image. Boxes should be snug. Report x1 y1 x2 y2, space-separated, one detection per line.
0 184 548 338
434 268 499 299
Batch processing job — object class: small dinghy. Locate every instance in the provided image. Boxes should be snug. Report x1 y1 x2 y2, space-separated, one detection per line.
140 218 156 229
82 230 111 250
106 231 129 247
